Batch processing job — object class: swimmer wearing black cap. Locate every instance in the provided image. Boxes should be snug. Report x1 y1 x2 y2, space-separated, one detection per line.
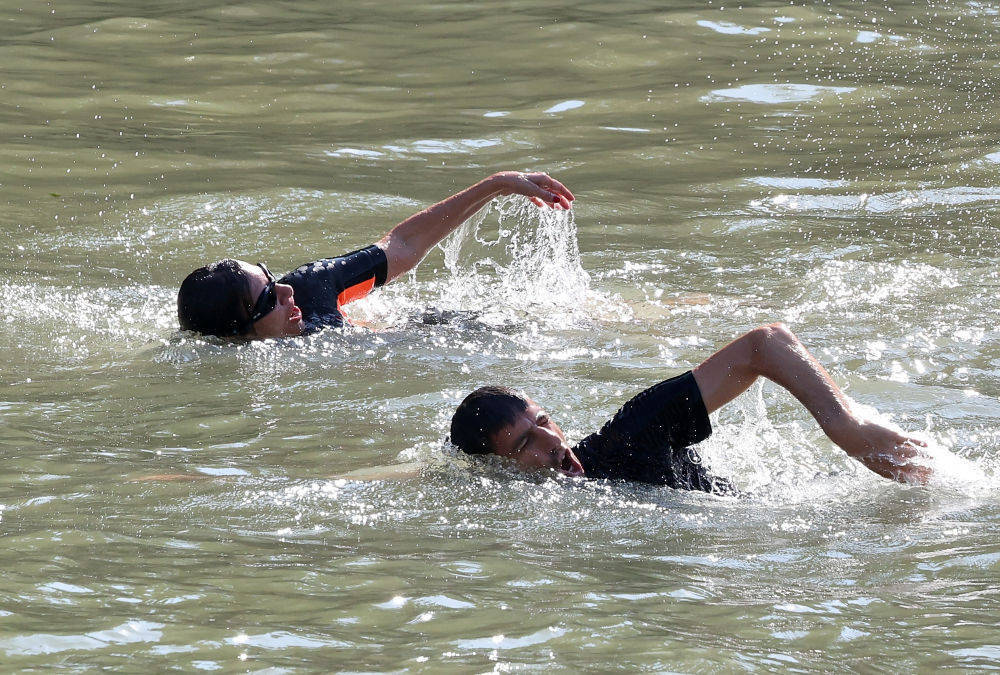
177 171 574 339
450 323 932 488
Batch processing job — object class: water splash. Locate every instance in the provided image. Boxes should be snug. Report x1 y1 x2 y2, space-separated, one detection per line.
846 399 996 494
697 381 851 502
0 281 175 369
435 196 619 326
344 196 628 332
699 381 999 503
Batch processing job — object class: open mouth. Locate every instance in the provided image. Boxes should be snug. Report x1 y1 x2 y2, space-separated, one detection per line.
559 449 585 477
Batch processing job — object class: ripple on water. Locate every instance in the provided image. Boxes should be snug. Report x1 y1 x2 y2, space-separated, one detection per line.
701 83 857 104
321 134 528 161
696 19 771 36
0 621 164 656
749 185 1000 216
454 626 567 650
543 100 585 114
745 176 851 190
228 631 342 650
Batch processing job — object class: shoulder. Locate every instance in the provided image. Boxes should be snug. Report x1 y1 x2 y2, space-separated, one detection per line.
281 259 334 282
280 245 387 288
571 371 715 486
279 246 388 287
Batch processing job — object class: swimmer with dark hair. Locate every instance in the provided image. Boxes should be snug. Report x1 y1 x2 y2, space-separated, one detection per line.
450 323 932 489
177 172 574 339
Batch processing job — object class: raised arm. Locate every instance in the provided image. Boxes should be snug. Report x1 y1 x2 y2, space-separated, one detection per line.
690 323 930 484
377 171 574 282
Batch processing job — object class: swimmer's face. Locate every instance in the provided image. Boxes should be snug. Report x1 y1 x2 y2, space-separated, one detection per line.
488 399 585 477
239 261 305 338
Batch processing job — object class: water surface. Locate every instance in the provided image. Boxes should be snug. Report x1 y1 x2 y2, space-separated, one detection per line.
2 0 999 670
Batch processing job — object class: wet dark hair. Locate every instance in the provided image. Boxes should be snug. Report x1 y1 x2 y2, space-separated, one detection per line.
449 386 529 455
177 259 253 337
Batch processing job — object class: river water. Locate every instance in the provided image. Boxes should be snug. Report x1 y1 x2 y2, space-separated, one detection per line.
2 0 999 670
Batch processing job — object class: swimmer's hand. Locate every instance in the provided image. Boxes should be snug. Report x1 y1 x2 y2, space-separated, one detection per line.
830 418 932 484
493 171 575 210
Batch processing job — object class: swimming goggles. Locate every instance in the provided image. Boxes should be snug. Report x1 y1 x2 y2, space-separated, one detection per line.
248 262 277 324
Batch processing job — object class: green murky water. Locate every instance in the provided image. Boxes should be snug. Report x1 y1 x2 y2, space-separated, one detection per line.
2 1 999 670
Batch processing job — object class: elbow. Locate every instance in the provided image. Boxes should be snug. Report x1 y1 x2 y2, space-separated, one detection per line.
747 322 798 374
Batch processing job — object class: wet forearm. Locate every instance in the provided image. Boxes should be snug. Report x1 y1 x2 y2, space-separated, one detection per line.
754 326 854 432
693 324 930 484
379 175 504 281
693 324 852 429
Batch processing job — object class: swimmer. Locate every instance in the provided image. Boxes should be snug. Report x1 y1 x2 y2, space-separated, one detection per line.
177 171 574 338
450 323 931 489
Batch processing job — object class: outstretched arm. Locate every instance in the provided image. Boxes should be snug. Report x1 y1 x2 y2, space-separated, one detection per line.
377 171 574 282
691 323 930 484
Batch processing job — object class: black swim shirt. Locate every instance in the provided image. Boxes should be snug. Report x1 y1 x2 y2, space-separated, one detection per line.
571 371 734 494
278 245 388 333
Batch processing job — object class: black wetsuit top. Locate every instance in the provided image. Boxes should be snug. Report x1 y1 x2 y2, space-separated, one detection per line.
278 245 388 334
571 371 735 494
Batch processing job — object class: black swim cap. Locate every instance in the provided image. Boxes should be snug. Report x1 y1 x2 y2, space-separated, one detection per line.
177 259 253 337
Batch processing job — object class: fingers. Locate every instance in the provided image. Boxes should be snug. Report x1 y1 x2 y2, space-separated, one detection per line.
890 428 928 448
857 446 932 485
909 465 932 484
521 172 575 209
528 187 568 210
533 173 575 202
848 423 932 484
892 463 931 485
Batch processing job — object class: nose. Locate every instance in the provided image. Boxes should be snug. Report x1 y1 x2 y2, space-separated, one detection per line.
276 283 295 304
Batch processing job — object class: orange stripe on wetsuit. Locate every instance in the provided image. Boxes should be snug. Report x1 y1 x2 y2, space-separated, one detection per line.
337 276 376 309
278 245 389 333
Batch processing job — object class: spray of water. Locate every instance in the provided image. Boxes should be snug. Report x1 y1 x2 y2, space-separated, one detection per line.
698 381 999 503
844 398 993 494
438 196 592 315
351 196 627 330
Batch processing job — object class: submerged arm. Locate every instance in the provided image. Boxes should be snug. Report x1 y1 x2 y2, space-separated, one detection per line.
690 323 930 484
377 171 574 282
